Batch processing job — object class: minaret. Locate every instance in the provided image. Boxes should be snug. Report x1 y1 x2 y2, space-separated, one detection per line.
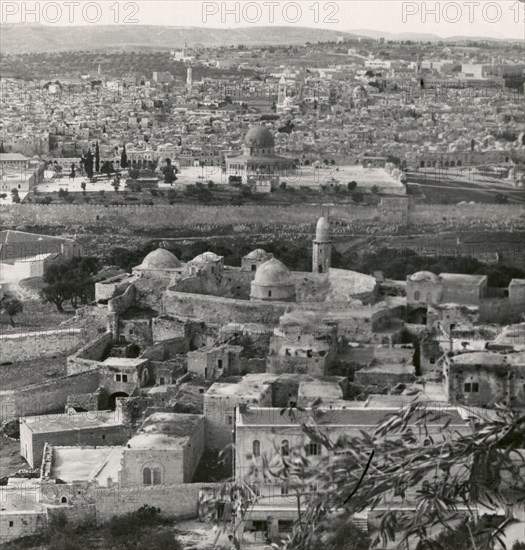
277 75 287 108
313 215 332 274
186 65 193 94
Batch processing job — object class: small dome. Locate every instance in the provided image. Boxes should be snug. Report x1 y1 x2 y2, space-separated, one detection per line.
315 217 331 242
409 271 440 282
245 249 271 261
353 84 368 98
253 258 291 286
244 126 275 149
191 251 220 264
140 248 182 269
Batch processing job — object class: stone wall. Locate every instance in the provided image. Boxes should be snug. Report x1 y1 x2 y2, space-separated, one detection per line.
0 369 101 421
67 332 113 375
0 510 47 544
163 290 288 326
141 337 189 361
1 202 522 231
0 328 85 363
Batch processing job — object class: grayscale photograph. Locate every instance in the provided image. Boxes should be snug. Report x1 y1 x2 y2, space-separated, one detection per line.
0 1 523 549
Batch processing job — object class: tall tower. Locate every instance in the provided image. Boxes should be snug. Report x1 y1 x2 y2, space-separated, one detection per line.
313 216 332 274
186 65 193 94
277 75 287 108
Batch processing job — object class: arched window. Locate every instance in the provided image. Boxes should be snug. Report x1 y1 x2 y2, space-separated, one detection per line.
60 496 68 504
252 440 261 457
142 464 162 485
281 439 290 457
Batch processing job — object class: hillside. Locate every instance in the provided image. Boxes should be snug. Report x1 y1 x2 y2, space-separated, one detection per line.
0 24 362 53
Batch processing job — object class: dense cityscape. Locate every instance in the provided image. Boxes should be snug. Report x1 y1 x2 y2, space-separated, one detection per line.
0 5 524 550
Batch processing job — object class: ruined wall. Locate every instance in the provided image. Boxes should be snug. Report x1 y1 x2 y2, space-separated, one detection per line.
0 329 85 363
67 332 113 375
141 337 189 361
0 369 102 422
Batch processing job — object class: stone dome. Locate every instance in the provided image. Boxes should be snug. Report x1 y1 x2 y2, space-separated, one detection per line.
245 249 271 261
191 251 220 264
244 126 275 149
409 271 440 283
353 84 368 99
140 248 182 269
253 258 292 286
315 217 331 242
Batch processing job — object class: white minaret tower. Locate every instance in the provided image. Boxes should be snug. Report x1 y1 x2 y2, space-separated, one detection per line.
277 75 287 108
313 215 332 274
186 65 193 94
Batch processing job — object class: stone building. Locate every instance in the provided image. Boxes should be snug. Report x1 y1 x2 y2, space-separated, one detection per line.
250 257 296 302
443 351 525 407
19 411 131 468
225 125 296 183
187 344 243 380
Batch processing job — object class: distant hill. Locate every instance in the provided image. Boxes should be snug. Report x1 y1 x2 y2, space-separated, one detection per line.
0 24 363 53
352 29 519 42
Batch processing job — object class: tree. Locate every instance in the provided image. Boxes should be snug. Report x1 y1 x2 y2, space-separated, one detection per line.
495 193 508 204
81 181 87 196
41 257 98 312
95 141 100 172
221 403 524 550
120 144 128 168
371 185 380 195
11 188 20 203
348 181 357 191
2 298 23 327
84 149 94 180
161 158 177 184
112 175 120 194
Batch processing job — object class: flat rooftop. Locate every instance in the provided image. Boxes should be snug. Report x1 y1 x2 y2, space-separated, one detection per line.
127 413 203 449
21 411 122 434
239 406 465 427
439 273 487 285
450 351 525 367
206 373 278 400
50 446 123 483
298 380 343 400
101 357 148 368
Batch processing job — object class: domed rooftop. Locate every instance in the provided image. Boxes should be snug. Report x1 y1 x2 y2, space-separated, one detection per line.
245 248 272 261
409 271 440 283
315 217 331 242
253 258 292 287
191 251 220 264
140 248 182 270
353 84 368 98
244 126 275 149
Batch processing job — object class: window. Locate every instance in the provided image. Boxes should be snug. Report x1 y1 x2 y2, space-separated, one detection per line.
281 484 289 495
122 374 128 383
9 521 14 527
227 415 233 425
268 291 272 298
281 439 290 457
252 264 256 271
115 374 121 382
252 440 261 457
472 382 479 392
430 357 435 364
414 290 420 301
159 377 165 385
61 496 68 504
102 435 106 440
143 465 162 485
306 443 320 456
218 359 223 370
